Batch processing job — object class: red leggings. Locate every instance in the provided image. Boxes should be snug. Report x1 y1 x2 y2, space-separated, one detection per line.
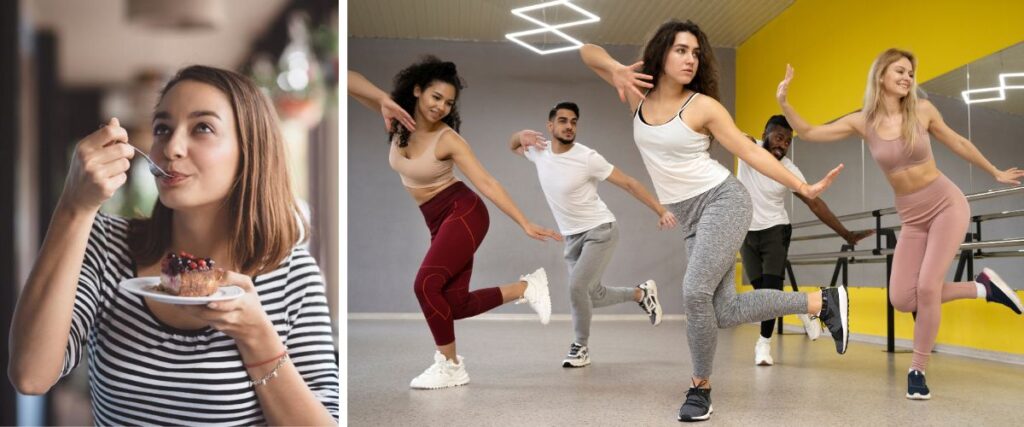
415 181 503 346
889 174 977 371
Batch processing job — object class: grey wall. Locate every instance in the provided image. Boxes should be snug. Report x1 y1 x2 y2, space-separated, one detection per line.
783 93 1024 289
349 38 736 313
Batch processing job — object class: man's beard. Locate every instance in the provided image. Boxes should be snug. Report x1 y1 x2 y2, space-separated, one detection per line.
762 142 785 160
555 135 575 145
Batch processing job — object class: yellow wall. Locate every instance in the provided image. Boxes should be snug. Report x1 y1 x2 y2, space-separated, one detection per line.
734 0 1024 355
735 0 1024 134
738 284 1024 355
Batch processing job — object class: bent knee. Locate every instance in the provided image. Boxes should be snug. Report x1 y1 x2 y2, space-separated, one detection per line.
890 293 916 313
684 289 713 311
413 272 447 302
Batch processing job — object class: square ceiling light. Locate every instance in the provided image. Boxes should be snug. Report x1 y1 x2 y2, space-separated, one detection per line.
505 0 600 55
961 72 1023 104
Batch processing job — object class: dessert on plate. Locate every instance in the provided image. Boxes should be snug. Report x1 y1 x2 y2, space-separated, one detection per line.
158 252 223 297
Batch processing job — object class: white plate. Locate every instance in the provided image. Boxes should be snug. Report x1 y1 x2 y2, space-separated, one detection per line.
119 277 244 305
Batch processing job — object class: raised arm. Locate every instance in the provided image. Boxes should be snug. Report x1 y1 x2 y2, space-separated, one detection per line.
923 99 1024 185
604 168 677 230
702 96 843 200
793 193 874 245
508 129 548 157
579 44 652 110
347 70 416 132
443 131 562 241
777 65 862 142
9 119 133 394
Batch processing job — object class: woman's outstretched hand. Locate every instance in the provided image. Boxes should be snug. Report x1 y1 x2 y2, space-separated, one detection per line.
992 167 1024 186
382 97 416 133
522 222 563 242
777 64 794 105
60 118 134 214
798 164 844 200
612 61 654 103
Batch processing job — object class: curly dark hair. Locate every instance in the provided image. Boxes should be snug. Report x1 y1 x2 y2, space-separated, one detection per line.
388 56 465 147
639 20 719 101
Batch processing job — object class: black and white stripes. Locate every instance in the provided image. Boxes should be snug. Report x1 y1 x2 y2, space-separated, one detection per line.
62 214 339 425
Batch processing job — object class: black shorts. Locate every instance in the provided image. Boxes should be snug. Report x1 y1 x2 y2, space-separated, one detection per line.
740 224 792 283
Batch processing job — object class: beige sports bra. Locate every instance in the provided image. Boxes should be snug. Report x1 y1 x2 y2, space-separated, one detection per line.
388 128 457 188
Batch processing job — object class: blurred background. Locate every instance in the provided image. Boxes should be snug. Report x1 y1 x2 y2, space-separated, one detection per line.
0 0 339 424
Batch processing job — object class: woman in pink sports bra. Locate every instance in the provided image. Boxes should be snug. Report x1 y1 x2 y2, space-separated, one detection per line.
778 48 1024 400
349 57 562 390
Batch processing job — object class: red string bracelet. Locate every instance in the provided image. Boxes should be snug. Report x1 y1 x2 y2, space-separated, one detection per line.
244 350 287 369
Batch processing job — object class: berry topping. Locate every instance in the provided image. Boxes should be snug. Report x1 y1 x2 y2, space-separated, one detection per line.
161 251 216 275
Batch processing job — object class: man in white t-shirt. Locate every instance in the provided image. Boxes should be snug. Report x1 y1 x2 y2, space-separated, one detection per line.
510 102 677 368
737 115 875 366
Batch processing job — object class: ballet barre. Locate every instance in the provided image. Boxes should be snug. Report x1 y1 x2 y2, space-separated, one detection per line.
789 185 1024 229
781 185 1023 351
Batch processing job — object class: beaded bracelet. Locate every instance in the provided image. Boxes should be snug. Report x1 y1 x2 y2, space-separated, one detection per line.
249 354 290 388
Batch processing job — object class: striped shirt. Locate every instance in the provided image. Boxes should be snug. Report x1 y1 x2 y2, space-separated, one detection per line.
63 214 339 425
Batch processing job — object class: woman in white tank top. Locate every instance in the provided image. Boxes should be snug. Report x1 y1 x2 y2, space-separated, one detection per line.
580 19 849 422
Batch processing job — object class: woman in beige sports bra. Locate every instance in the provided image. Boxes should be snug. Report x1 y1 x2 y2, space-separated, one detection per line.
778 48 1024 400
348 56 561 390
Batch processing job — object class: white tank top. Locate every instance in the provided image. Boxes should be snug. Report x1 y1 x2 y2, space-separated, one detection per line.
632 92 731 204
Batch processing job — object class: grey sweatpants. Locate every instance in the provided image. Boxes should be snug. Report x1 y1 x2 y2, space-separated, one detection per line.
564 222 636 346
666 175 808 378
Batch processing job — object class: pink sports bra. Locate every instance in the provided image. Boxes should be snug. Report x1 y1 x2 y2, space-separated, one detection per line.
864 122 933 174
388 128 458 189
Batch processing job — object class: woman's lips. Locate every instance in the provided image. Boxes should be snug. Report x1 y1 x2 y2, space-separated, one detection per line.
160 172 189 186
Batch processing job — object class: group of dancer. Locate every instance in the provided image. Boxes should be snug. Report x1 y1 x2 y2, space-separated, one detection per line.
349 19 1024 422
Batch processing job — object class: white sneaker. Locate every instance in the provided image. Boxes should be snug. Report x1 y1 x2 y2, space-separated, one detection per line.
754 337 774 366
798 313 822 341
517 267 551 324
637 280 663 326
561 342 591 368
409 351 470 390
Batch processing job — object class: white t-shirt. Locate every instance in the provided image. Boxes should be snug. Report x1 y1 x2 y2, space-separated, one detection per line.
524 142 616 235
736 144 806 231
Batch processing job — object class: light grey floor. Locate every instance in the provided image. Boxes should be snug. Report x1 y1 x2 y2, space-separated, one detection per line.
348 319 1024 426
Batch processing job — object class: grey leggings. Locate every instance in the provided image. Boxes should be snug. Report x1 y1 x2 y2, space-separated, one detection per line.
666 175 808 378
564 222 636 346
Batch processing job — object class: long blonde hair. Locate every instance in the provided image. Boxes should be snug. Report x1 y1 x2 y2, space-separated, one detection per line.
863 48 920 154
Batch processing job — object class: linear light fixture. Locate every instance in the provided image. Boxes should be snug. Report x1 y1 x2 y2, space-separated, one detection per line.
505 0 600 55
961 72 1024 104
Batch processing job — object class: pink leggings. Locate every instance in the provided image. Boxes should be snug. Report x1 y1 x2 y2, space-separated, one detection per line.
889 175 977 371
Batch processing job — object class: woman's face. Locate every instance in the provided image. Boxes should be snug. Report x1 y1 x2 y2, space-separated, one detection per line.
662 31 700 86
882 57 915 98
412 81 456 124
152 80 240 211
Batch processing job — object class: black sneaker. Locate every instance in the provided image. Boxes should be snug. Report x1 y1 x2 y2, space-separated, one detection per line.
638 280 663 326
677 386 712 422
977 268 1023 314
819 286 849 354
561 342 590 368
906 370 931 400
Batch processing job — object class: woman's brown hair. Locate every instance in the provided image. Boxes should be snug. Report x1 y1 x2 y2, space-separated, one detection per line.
128 65 307 276
640 19 719 101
